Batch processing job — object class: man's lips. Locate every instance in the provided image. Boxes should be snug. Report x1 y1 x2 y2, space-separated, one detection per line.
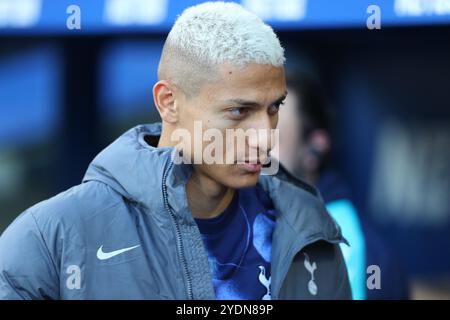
239 162 262 173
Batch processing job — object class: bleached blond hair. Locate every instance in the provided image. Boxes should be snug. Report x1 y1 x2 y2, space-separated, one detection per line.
158 1 285 96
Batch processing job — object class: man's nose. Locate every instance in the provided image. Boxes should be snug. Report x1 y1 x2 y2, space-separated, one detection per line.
247 115 275 161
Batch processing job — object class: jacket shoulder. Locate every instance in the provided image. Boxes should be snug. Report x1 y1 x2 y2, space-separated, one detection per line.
259 161 347 244
0 181 126 299
259 161 323 204
275 163 320 198
28 180 124 227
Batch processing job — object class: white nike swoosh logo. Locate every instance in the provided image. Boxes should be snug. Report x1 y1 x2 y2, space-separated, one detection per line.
96 245 140 260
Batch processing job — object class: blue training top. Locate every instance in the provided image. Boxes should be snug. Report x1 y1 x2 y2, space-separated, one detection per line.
195 185 277 300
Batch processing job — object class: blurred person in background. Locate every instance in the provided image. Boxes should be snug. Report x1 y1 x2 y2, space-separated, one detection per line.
274 72 410 299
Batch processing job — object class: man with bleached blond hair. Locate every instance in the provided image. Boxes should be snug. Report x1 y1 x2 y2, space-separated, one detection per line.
0 2 351 300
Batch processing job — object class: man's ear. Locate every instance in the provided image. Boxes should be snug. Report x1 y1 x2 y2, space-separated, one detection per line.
153 80 179 124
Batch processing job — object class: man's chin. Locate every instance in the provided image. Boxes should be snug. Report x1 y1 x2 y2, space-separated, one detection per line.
225 172 261 189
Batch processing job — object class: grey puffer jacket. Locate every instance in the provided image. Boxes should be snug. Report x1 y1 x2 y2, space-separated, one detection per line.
0 123 351 300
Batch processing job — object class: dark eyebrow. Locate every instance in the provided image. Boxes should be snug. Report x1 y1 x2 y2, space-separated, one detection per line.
272 92 288 105
224 91 287 108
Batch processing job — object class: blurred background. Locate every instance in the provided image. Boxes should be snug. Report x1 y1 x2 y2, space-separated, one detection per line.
0 0 449 299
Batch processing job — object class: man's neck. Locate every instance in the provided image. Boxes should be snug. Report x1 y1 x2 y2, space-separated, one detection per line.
186 170 235 219
157 125 235 219
157 125 175 148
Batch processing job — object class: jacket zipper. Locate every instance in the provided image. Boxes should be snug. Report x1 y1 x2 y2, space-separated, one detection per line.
161 161 194 299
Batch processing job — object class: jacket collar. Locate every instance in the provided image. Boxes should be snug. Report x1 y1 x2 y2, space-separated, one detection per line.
83 122 345 242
